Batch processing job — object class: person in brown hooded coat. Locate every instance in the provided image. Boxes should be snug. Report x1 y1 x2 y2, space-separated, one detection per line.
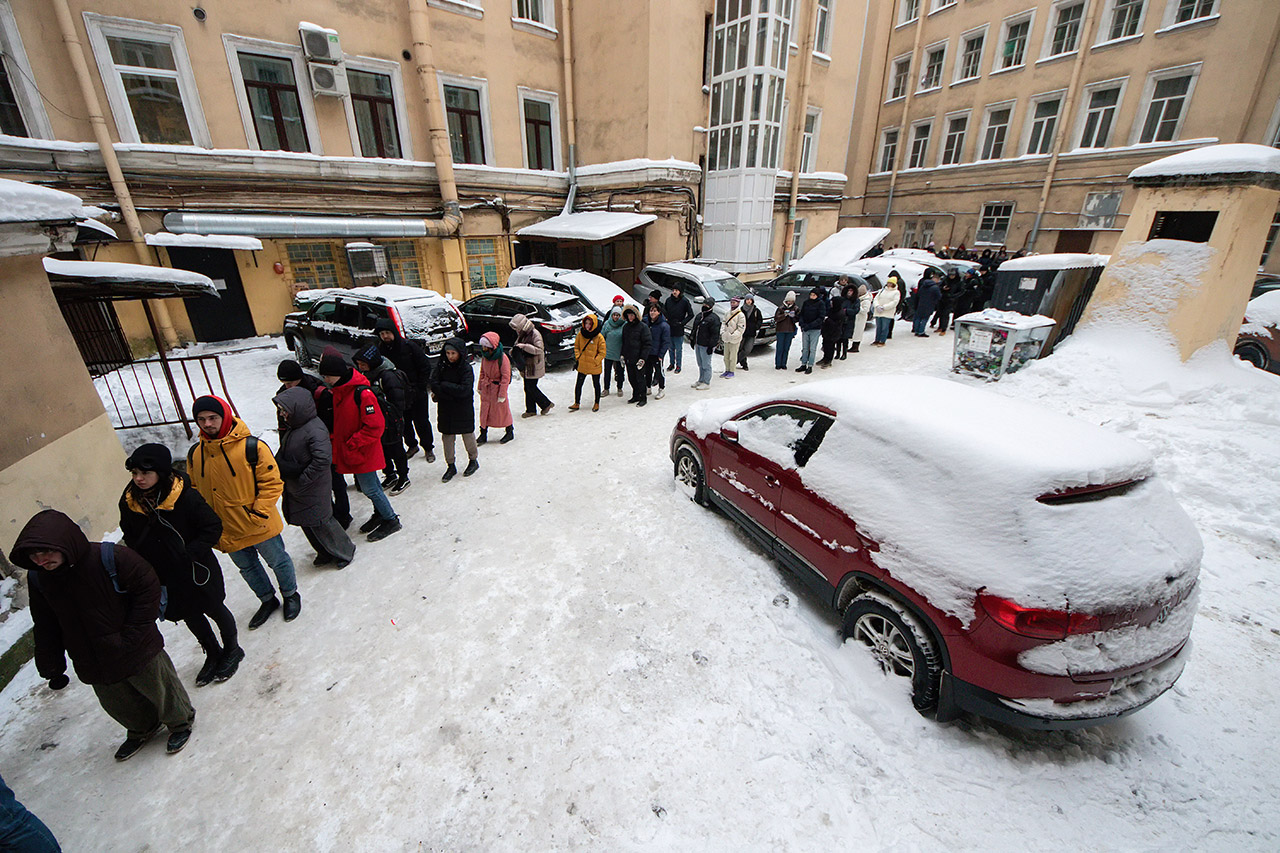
11 509 196 761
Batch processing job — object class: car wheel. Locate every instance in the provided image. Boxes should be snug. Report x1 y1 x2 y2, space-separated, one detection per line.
673 444 708 506
1234 342 1268 371
293 337 312 368
842 591 942 713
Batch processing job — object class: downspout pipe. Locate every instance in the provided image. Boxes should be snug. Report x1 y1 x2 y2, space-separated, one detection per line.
52 0 178 350
780 0 823 272
880 7 927 232
560 0 578 215
408 0 462 237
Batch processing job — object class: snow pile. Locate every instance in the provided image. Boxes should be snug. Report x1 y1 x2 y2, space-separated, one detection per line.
1083 239 1214 329
1242 290 1280 337
792 227 890 270
0 178 83 223
1129 143 1280 180
954 308 1056 330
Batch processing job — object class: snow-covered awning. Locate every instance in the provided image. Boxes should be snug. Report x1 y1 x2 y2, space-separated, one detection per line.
75 218 118 243
516 211 656 241
43 258 218 302
998 253 1110 273
145 231 264 251
1129 143 1280 188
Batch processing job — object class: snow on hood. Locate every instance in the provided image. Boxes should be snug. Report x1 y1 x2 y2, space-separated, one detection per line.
791 227 890 271
684 376 1201 622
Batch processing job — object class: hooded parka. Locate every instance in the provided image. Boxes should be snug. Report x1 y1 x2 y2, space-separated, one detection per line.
433 337 476 434
188 417 286 552
272 385 334 527
328 369 387 475
477 331 513 429
574 314 607 375
511 314 546 379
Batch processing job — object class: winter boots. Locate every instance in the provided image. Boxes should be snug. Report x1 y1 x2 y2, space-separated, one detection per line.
195 653 219 687
500 426 515 443
213 646 245 683
247 596 279 630
282 592 302 622
367 516 402 542
463 458 480 477
477 428 488 444
442 464 458 482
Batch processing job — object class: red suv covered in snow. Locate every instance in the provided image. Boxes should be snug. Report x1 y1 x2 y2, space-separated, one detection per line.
670 376 1202 729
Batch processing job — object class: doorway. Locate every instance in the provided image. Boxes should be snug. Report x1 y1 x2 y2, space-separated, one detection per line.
165 247 258 341
1054 230 1094 253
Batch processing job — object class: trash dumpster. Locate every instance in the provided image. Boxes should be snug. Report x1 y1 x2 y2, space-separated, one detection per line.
991 253 1108 354
953 309 1055 379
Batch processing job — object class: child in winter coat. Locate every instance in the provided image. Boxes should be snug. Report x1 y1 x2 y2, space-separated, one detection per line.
571 314 606 411
477 331 514 444
433 337 479 481
601 305 627 397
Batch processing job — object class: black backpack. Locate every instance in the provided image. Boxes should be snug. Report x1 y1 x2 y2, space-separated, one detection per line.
358 382 402 431
187 436 261 503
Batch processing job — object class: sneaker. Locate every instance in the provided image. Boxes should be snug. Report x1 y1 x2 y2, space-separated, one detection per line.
721 371 734 378
212 646 245 683
592 402 599 412
247 597 279 630
805 366 813 374
820 362 832 369
442 464 458 482
655 389 665 400
358 514 382 534
282 592 302 622
740 363 749 371
568 403 581 411
405 444 420 459
672 366 680 373
165 728 192 755
389 477 412 496
540 402 556 415
367 516 402 542
114 724 163 761
500 429 515 444
463 458 480 477
194 653 220 687
521 411 538 419
379 472 397 489
694 382 710 390
425 450 436 463
616 389 623 397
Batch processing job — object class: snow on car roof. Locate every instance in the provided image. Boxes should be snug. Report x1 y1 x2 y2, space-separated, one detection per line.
1129 143 1280 181
790 227 890 271
650 261 738 281
998 253 1110 272
330 284 447 303
498 285 582 304
511 266 640 309
1244 289 1280 330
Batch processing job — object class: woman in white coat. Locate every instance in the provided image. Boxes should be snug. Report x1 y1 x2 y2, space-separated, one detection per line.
871 279 901 346
720 297 746 378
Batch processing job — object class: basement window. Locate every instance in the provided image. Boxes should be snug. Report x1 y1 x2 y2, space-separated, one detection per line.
1148 211 1218 243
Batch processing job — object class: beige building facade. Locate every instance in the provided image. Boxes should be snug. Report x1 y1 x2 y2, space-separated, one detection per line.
839 0 1280 272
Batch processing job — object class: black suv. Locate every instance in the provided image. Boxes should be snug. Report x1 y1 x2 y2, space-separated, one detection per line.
283 284 467 368
458 286 595 366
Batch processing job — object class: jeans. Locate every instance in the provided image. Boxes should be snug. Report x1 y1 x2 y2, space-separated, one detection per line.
775 330 795 367
912 312 930 336
695 344 714 385
229 533 297 601
0 773 60 852
875 316 893 343
353 470 397 522
669 334 684 370
800 329 821 366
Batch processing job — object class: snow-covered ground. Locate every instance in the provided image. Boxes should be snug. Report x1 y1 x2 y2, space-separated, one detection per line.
2 322 1279 851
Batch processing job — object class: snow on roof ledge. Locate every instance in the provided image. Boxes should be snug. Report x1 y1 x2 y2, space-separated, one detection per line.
0 178 83 223
145 232 263 251
998 253 1110 272
43 257 215 288
1129 143 1280 186
517 211 657 241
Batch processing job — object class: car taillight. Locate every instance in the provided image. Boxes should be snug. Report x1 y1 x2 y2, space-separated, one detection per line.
452 303 468 332
538 321 573 333
390 307 406 338
978 594 1101 640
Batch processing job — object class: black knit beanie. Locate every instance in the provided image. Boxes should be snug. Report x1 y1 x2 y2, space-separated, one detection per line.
277 359 304 382
318 346 347 377
124 443 172 475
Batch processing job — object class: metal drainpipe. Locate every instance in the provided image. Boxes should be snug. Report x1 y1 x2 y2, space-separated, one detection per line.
780 0 823 272
880 8 927 231
407 0 463 242
1027 0 1102 250
52 0 179 350
560 0 578 215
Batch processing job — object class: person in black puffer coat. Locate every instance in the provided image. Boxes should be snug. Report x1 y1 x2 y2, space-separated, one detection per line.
818 290 847 368
796 288 827 372
375 317 436 463
663 285 694 373
620 306 653 406
119 443 242 688
278 359 349 528
355 343 413 495
737 296 763 370
432 337 479 481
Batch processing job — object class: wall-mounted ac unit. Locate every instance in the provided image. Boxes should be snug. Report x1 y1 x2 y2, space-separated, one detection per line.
309 62 348 98
299 22 341 62
346 243 389 285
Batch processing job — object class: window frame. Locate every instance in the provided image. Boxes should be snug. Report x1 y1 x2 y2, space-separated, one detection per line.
429 0 485 19
813 0 834 57
799 107 821 173
1073 77 1128 149
993 10 1036 73
1130 64 1200 145
977 201 1015 247
907 118 933 169
930 0 958 13
887 54 911 102
978 101 1015 161
877 127 900 174
939 110 969 166
341 55 413 160
438 72 495 167
85 12 211 147
1265 98 1280 148
1261 212 1280 267
512 0 557 36
791 217 807 259
1022 90 1066 156
0 1 50 138
1096 0 1147 45
223 34 322 153
1040 0 1087 60
918 40 948 93
1161 0 1219 29
899 0 921 27
954 26 987 84
517 86 562 171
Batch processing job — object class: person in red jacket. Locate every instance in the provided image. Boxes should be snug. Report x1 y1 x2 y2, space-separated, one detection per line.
318 347 401 542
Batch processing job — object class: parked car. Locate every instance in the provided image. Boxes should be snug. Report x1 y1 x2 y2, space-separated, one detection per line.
506 264 642 320
457 285 594 366
284 284 467 368
881 247 982 276
1235 289 1280 374
750 269 879 309
1250 272 1280 301
670 375 1202 729
636 261 777 347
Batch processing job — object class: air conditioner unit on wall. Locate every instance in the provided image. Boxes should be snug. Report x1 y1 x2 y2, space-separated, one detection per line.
299 22 341 62
309 61 348 97
347 243 390 285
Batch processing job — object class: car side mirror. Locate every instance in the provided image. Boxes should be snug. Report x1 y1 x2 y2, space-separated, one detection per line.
693 295 705 304
720 422 739 443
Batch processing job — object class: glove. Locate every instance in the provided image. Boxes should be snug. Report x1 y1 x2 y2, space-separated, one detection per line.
498 397 506 404
48 674 69 690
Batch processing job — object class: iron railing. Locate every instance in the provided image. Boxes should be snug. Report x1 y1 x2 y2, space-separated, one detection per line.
92 354 237 439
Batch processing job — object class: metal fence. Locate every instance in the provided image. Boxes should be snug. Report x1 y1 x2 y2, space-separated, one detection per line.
93 354 237 439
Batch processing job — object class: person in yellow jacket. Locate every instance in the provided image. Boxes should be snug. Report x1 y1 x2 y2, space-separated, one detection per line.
187 396 300 629
570 314 607 411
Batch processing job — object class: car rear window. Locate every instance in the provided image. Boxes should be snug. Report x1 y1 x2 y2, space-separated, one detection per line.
545 298 590 322
704 275 751 302
397 301 458 337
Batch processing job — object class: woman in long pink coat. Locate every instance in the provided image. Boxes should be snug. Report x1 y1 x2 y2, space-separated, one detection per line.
476 331 514 444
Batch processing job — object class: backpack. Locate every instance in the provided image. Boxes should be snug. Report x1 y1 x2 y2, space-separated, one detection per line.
358 382 402 432
31 542 168 619
188 436 261 502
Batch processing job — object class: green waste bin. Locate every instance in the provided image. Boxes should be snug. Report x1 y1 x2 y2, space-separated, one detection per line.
952 309 1055 380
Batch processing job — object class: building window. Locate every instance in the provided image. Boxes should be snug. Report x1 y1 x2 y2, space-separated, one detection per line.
908 121 932 169
1026 97 1061 155
919 218 936 247
380 240 424 288
513 0 553 26
85 15 208 147
919 44 945 91
465 237 502 290
348 70 402 159
998 16 1032 70
814 0 833 55
900 0 920 25
0 60 26 136
1048 3 1084 56
522 96 555 170
878 128 899 173
902 219 917 247
957 30 985 81
444 83 487 164
931 0 957 11
1138 72 1194 143
286 242 346 291
980 106 1012 159
791 218 807 258
977 202 1014 246
1106 0 1144 41
800 110 820 172
1079 85 1122 148
941 114 967 165
1261 213 1280 266
0 3 47 138
238 53 309 152
889 56 911 100
1174 0 1216 24
1080 190 1124 228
